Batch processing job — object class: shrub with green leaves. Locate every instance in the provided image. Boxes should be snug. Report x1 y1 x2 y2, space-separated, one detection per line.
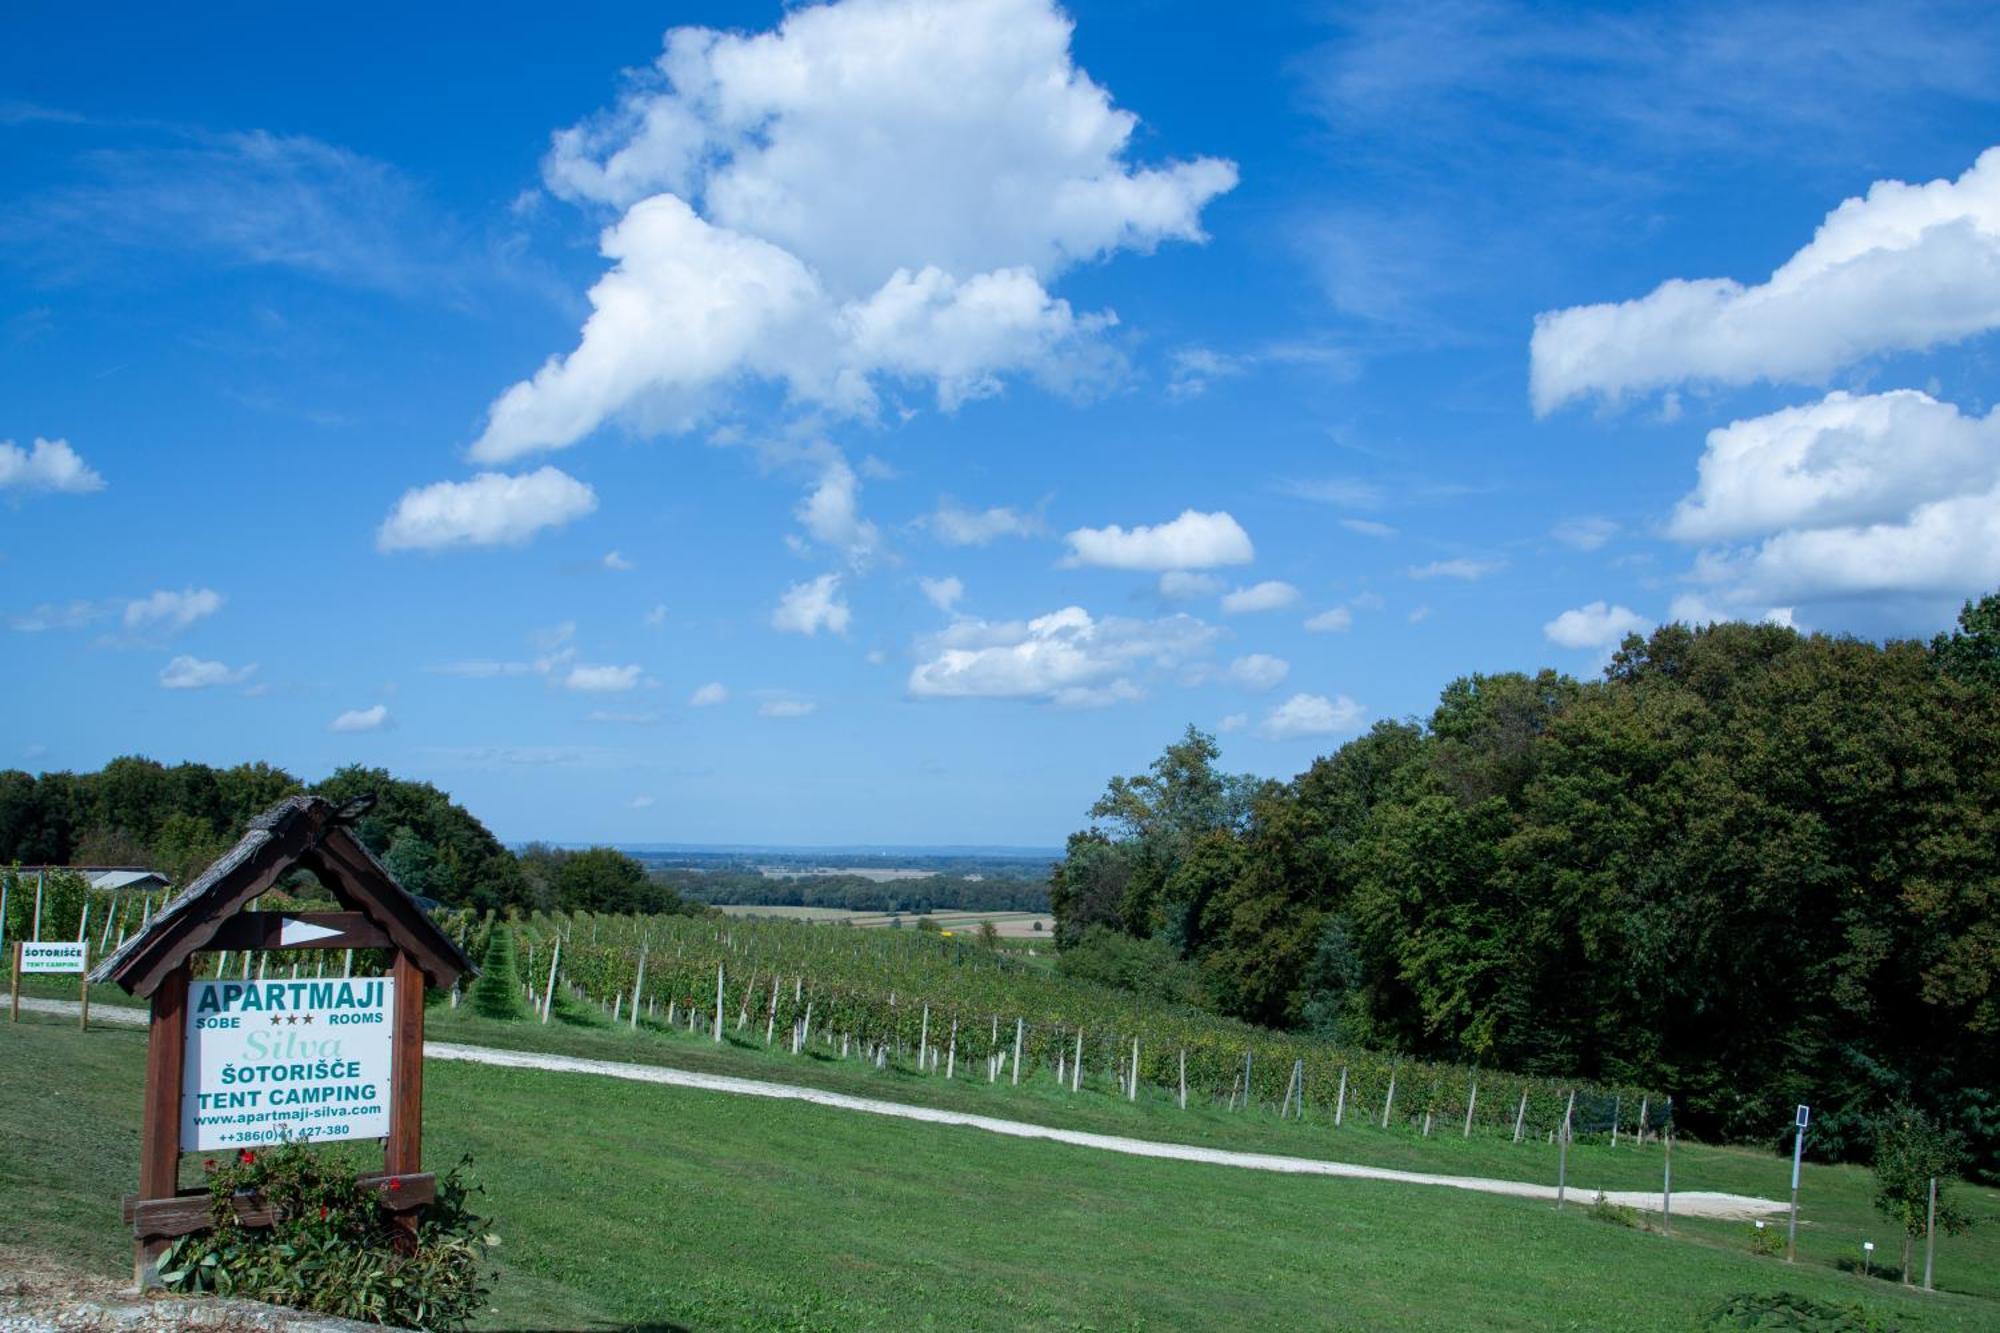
1747 1222 1785 1258
1703 1291 1891 1331
159 1144 496 1331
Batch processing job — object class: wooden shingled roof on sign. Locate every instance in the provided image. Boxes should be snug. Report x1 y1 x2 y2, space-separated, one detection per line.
91 794 477 997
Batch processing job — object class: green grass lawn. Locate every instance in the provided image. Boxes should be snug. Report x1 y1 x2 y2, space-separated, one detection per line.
5 1008 1997 1331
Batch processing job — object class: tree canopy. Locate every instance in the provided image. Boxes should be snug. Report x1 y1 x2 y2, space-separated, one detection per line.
1049 600 2000 1176
0 758 692 919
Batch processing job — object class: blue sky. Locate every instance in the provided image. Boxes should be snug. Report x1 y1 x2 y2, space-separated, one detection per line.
5 0 1999 846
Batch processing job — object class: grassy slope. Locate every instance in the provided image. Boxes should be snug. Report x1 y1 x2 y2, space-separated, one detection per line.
5 1010 1997 1331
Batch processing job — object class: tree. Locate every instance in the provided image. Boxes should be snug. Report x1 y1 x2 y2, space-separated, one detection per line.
1931 591 2000 689
150 811 229 887
552 846 651 913
1039 599 2000 1172
382 827 441 901
1873 1104 1974 1283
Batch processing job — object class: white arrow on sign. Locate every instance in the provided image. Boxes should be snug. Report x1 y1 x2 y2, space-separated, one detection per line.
278 917 347 947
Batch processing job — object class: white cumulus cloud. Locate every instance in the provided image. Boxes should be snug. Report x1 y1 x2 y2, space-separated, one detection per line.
1667 388 2000 618
795 453 883 568
918 576 964 612
159 655 256 690
124 587 223 632
908 605 1215 704
1670 390 2000 543
772 572 851 635
0 437 105 494
689 682 729 707
1304 606 1354 633
473 0 1235 461
1531 147 2000 414
377 467 598 551
1226 653 1290 692
1220 580 1299 614
328 704 390 733
924 499 1042 545
1257 692 1364 741
564 664 643 692
1543 602 1651 650
1063 509 1253 571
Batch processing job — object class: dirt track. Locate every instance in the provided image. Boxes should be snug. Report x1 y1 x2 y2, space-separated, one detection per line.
18 997 1786 1220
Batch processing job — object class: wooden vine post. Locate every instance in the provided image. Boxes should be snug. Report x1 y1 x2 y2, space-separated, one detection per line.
91 795 475 1289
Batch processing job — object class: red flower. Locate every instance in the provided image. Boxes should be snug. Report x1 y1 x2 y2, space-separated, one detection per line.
238 1150 256 1164
388 1177 403 1192
319 1206 328 1221
203 1159 217 1171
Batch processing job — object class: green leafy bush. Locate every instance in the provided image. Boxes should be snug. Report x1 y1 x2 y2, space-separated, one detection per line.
1585 1193 1642 1229
1058 925 1208 1008
159 1144 496 1331
1703 1291 1893 1331
1747 1221 1785 1257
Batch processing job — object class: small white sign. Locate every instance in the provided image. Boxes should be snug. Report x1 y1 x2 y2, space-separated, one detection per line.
20 941 87 974
278 917 345 947
1796 1104 1811 1129
181 977 395 1151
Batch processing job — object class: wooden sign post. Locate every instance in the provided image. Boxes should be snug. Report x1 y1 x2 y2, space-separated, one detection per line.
91 795 474 1287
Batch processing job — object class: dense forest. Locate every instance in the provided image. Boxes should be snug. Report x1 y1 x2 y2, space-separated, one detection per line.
0 761 694 918
1050 597 2000 1174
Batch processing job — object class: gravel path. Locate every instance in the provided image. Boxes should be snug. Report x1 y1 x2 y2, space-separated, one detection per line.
16 997 1785 1220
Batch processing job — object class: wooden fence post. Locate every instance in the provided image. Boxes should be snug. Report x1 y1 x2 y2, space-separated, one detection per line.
1012 1017 1024 1086
1335 1066 1347 1127
1382 1068 1397 1129
1514 1088 1529 1143
1129 1038 1140 1101
1464 1081 1478 1138
1178 1049 1187 1110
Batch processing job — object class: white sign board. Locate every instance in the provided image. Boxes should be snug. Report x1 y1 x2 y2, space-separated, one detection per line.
20 940 87 974
1796 1104 1811 1129
181 977 394 1151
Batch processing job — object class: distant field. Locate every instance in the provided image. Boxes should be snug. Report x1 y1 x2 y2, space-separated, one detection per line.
713 903 1055 937
753 865 939 882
